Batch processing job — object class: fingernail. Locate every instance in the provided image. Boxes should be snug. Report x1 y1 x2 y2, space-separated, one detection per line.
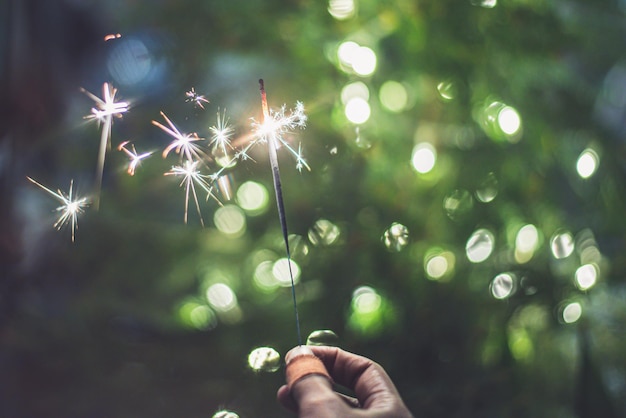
285 345 314 364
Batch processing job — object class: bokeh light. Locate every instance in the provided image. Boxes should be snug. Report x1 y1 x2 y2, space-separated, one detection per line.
411 142 437 174
341 81 370 104
475 172 498 203
424 248 456 281
253 259 279 292
575 264 598 290
471 0 497 8
478 100 523 142
212 410 239 418
214 205 246 237
514 224 540 264
576 148 599 179
379 80 408 112
236 181 269 215
328 0 356 20
490 273 516 299
206 283 238 312
107 38 153 87
306 329 339 346
382 222 409 252
308 219 341 246
444 189 474 219
562 302 583 324
352 286 382 314
352 46 377 76
336 41 377 76
178 301 217 330
272 258 301 287
345 97 371 124
550 231 575 259
436 80 457 101
247 346 281 373
466 228 495 263
497 106 522 136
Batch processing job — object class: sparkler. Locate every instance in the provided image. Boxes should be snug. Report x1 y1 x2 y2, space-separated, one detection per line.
118 141 153 176
257 79 305 345
26 177 89 242
185 87 210 109
80 82 129 209
164 160 221 226
152 111 206 163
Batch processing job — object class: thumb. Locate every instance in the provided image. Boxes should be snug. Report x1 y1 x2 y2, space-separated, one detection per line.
281 346 345 416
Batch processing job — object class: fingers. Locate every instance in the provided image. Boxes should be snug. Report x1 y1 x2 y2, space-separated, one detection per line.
278 345 413 417
304 346 403 410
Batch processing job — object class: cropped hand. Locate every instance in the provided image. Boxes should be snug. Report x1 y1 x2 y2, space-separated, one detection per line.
277 345 413 418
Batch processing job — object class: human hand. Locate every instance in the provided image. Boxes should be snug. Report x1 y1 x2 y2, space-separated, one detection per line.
277 345 413 418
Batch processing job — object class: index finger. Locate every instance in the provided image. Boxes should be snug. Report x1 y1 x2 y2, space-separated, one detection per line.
304 346 404 410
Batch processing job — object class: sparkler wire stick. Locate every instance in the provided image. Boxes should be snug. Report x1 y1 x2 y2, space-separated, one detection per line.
259 79 303 346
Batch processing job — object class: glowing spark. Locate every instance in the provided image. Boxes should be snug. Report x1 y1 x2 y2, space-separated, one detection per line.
118 141 153 175
153 111 206 163
27 177 89 242
185 87 210 109
209 108 235 160
104 33 122 41
252 94 309 171
165 160 221 226
81 82 129 209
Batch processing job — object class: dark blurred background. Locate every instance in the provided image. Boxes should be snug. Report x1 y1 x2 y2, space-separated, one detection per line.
2 0 626 417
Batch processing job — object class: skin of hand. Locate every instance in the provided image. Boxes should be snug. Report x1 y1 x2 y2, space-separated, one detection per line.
277 345 413 418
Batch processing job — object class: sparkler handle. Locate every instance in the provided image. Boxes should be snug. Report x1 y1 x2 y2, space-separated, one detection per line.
260 79 303 346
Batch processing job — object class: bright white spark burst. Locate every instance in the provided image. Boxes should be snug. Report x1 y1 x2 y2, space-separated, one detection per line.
118 141 153 175
81 82 129 208
27 177 89 242
157 88 309 226
209 109 236 163
164 160 221 226
252 101 310 172
185 87 210 109
153 111 206 163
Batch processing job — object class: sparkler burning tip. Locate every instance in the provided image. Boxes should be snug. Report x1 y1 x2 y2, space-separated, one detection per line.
26 177 89 242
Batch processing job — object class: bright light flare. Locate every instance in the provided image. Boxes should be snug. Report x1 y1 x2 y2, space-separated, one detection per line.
153 111 205 162
27 177 89 242
81 83 129 124
118 141 152 175
165 160 220 226
209 108 235 162
251 98 309 172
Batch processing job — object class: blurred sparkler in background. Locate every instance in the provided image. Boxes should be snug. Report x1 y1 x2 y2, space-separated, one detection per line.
26 177 90 242
80 82 129 209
